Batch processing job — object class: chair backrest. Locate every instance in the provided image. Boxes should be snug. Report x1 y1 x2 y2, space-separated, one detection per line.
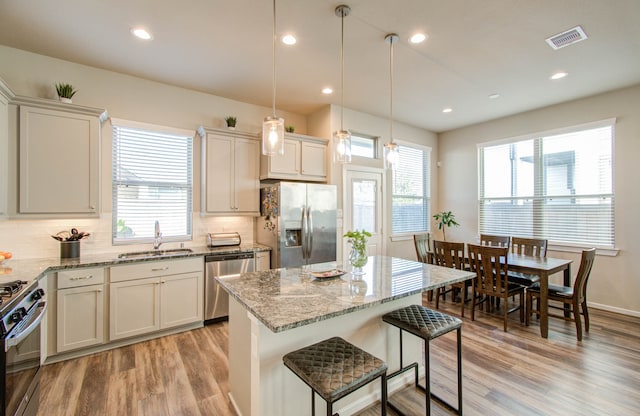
467 243 509 294
511 237 548 257
574 248 596 303
480 234 511 248
413 233 431 264
432 240 465 270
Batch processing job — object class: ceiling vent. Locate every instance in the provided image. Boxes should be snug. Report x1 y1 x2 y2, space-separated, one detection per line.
546 25 588 50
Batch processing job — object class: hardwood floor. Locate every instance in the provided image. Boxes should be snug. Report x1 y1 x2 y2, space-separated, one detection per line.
38 295 640 415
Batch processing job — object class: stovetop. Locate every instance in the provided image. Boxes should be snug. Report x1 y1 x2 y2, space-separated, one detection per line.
0 280 38 318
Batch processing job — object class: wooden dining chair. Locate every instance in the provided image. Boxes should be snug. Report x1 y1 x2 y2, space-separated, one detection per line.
479 234 511 248
526 248 596 341
508 237 548 287
413 233 431 263
468 244 525 332
432 240 469 317
414 233 434 301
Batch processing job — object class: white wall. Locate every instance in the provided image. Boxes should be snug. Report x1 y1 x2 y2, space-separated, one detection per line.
438 84 640 315
0 45 307 258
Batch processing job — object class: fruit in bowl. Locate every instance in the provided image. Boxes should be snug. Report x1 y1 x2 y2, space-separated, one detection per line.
0 251 13 264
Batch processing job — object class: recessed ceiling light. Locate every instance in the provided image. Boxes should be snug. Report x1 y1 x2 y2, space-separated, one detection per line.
550 72 568 80
409 33 427 44
322 87 333 95
442 108 453 113
282 34 297 45
488 93 501 99
131 28 153 40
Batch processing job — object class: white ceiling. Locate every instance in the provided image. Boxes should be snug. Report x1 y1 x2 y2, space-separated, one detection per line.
1 0 639 132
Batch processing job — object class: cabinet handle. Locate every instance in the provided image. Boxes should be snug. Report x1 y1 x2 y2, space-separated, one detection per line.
90 205 96 210
97 289 103 292
151 267 169 271
70 275 93 281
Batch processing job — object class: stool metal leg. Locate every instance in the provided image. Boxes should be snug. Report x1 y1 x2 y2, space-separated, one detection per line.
457 327 463 415
381 372 388 416
425 339 431 416
312 390 315 416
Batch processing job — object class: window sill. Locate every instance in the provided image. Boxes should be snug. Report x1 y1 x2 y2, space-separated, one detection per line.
548 244 619 257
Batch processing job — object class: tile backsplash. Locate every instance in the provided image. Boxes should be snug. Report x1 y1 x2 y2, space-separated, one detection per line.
0 214 255 259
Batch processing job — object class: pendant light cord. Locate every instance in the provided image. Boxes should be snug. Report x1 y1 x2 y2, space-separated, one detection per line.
340 9 345 131
389 36 394 144
272 0 277 118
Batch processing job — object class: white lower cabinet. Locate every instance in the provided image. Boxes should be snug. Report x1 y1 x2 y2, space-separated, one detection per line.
56 267 105 353
109 257 203 341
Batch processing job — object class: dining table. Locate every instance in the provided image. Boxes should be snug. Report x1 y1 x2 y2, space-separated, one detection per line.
506 253 573 338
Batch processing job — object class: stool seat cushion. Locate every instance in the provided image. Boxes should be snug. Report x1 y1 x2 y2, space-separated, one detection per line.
283 336 388 403
382 305 462 340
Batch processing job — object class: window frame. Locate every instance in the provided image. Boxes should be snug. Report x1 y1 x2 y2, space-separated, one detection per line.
111 118 194 245
477 118 616 252
349 131 378 159
390 140 432 239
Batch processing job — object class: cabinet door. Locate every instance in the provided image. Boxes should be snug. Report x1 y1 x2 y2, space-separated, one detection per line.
110 277 160 341
234 138 260 213
269 139 300 175
204 134 234 212
57 285 104 352
0 91 8 216
301 141 327 179
255 251 271 271
160 272 203 329
19 106 99 214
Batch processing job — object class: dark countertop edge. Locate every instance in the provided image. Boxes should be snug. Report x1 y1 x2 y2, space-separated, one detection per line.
222 272 474 333
0 244 271 312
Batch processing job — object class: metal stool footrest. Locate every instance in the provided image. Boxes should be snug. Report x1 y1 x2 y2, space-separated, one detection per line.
283 336 388 416
382 305 463 416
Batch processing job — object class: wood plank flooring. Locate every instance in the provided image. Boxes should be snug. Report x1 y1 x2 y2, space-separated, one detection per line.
38 295 640 415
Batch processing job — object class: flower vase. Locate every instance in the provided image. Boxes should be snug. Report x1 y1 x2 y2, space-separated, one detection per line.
348 245 368 275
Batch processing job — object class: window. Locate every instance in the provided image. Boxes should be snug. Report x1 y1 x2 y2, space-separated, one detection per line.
391 142 431 235
112 120 193 244
350 133 377 158
479 119 614 248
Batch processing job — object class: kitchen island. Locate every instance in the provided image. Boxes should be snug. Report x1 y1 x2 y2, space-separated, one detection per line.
217 255 475 416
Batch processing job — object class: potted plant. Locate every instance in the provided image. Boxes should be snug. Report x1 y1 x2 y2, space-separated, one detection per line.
55 82 77 103
225 116 237 129
343 229 371 275
433 211 459 241
285 125 295 133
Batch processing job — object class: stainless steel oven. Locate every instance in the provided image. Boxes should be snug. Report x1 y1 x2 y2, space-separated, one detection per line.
1 281 46 416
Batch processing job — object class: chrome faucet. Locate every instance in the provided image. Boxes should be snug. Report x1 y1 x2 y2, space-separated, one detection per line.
153 220 162 249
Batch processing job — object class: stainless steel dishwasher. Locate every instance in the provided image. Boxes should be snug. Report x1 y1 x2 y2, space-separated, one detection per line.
205 252 254 324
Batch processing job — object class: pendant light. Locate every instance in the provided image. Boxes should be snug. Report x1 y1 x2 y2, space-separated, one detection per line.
383 33 399 170
262 0 285 156
333 4 352 164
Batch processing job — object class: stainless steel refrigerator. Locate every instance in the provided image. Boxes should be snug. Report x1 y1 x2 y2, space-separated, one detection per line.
257 182 337 268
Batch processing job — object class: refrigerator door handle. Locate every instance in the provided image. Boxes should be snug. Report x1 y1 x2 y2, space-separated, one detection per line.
307 206 313 259
301 205 308 259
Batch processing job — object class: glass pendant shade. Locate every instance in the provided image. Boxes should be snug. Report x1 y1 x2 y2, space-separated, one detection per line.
262 116 285 156
333 129 352 163
384 141 399 170
263 0 284 156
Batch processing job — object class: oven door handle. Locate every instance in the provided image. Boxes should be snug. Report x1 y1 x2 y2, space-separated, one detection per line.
5 301 47 352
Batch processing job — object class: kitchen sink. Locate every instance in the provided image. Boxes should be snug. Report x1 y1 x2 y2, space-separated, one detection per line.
117 248 194 259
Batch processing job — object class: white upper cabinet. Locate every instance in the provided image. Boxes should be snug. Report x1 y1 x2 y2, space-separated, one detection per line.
0 79 14 217
13 96 107 216
199 127 260 215
260 133 328 182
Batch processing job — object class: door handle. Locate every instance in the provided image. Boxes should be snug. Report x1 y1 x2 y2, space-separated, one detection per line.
307 206 313 259
301 205 308 259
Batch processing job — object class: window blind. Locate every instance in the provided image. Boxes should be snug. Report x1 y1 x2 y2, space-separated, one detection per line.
112 124 193 243
392 143 431 234
479 121 614 248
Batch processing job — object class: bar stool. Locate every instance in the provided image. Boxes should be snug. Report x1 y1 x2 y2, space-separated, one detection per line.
382 305 462 415
283 336 388 416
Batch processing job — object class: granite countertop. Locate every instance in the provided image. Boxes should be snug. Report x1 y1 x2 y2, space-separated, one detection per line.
0 243 270 308
217 255 475 333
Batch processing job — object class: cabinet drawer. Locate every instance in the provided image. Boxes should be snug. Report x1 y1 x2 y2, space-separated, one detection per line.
110 257 203 283
58 267 105 289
